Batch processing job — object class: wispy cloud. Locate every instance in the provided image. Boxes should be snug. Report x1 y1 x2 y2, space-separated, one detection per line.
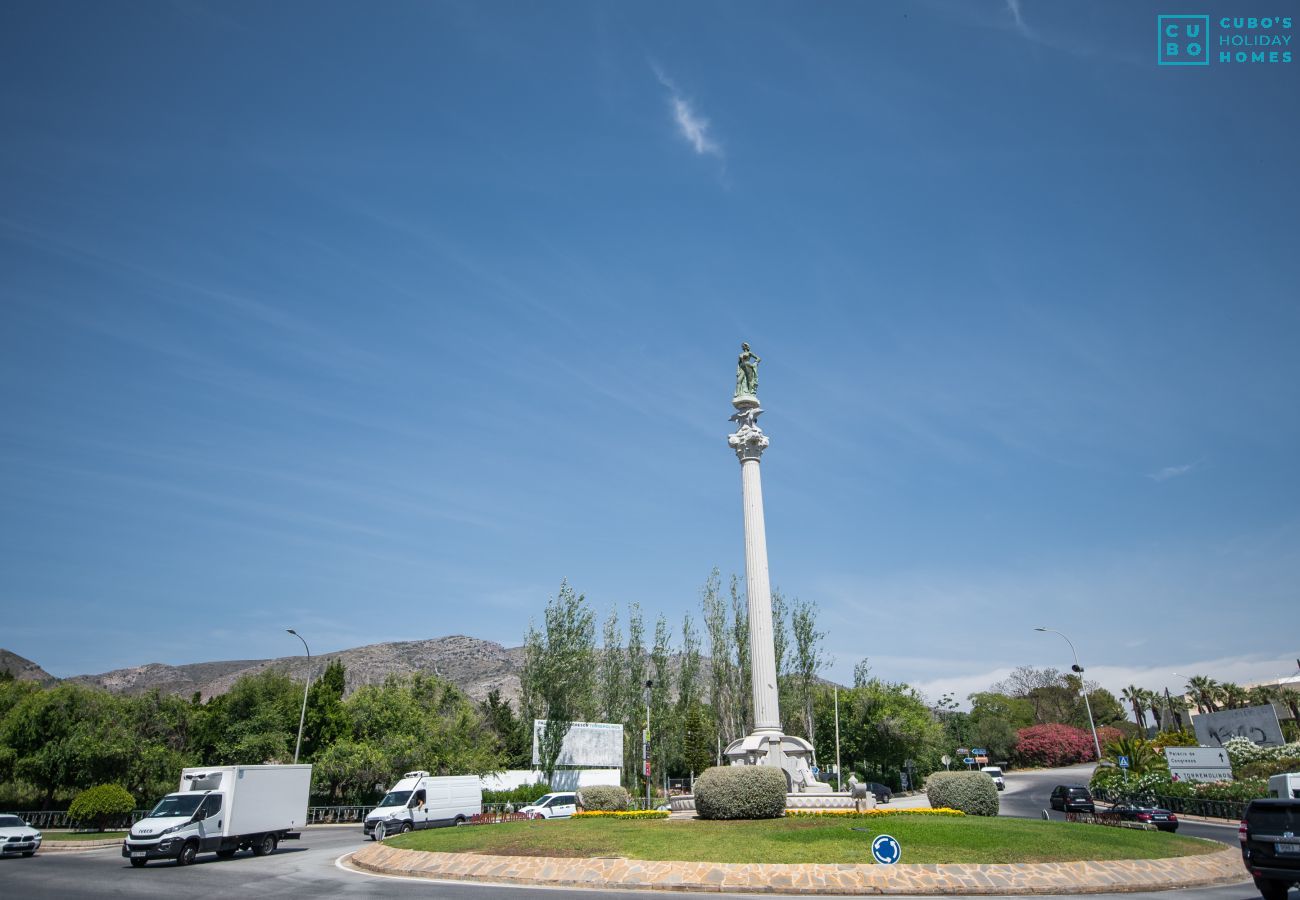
1005 0 1031 39
651 64 723 159
1149 461 1199 481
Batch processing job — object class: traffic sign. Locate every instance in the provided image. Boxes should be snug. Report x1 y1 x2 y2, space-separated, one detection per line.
871 834 901 865
940 755 951 766
811 765 820 775
1165 746 1233 783
970 748 988 756
963 756 975 765
1117 755 1130 769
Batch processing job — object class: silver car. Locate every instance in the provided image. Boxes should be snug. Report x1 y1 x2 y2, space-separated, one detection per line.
0 815 42 857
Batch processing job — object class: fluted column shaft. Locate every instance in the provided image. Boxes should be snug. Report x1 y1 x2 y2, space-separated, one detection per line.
739 454 781 733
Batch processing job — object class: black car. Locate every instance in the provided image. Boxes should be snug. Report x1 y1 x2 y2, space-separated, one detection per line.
1239 798 1300 900
1049 785 1095 813
1108 803 1179 832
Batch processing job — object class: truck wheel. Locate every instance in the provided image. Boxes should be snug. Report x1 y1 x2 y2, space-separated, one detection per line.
454 816 466 826
130 858 147 868
177 842 198 866
252 834 278 857
215 848 237 859
1253 877 1289 900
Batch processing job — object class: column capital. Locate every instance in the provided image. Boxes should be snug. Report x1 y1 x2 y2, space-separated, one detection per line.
728 425 769 462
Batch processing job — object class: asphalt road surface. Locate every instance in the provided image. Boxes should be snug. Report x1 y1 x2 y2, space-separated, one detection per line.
997 763 1243 846
0 807 1265 900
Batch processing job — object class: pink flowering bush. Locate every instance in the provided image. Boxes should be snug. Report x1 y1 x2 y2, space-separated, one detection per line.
1014 724 1097 767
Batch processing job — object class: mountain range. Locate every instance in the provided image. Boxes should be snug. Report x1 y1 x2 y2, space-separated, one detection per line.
0 636 526 704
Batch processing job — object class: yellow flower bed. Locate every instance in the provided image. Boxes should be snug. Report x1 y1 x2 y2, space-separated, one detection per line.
786 807 966 818
572 810 670 819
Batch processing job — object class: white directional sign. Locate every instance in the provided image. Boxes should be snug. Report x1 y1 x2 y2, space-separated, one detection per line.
1164 747 1231 769
1165 745 1233 783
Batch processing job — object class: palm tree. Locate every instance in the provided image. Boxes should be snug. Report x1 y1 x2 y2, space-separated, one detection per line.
1103 735 1167 777
1122 685 1148 730
1220 682 1249 710
1144 690 1164 731
1186 675 1221 714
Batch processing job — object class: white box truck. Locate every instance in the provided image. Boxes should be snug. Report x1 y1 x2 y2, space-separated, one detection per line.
123 765 311 867
363 771 482 839
1270 772 1300 799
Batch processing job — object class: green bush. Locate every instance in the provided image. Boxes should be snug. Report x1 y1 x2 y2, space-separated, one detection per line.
68 784 136 831
576 785 630 811
483 782 552 806
1237 758 1300 780
924 771 999 816
693 765 787 820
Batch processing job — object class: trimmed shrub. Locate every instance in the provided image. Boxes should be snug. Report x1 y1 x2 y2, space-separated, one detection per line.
693 765 787 820
68 784 136 831
924 771 999 817
1237 758 1300 780
577 785 630 811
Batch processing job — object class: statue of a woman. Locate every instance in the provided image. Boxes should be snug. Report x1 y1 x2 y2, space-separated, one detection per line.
735 343 761 398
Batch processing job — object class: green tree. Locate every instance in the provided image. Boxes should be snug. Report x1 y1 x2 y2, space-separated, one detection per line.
525 581 596 782
479 688 529 767
303 660 350 760
68 783 136 831
649 615 673 784
622 603 647 790
730 575 752 735
789 597 826 744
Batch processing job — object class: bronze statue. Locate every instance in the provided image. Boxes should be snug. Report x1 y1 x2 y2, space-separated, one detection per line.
735 343 761 398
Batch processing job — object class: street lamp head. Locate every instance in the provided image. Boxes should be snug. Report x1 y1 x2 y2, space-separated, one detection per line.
286 629 297 635
1033 627 1047 632
1071 664 1084 674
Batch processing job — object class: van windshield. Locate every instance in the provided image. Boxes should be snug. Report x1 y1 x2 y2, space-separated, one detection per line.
378 791 412 808
149 794 204 818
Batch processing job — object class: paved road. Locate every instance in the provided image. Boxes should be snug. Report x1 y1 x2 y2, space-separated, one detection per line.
0 811 1262 900
998 764 1242 847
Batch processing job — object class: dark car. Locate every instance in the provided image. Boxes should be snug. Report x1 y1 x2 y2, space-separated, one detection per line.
1049 785 1095 813
1239 798 1300 900
866 782 893 804
1108 803 1179 832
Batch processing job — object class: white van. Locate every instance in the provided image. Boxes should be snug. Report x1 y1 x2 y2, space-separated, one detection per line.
518 792 578 819
980 766 1006 791
364 771 481 839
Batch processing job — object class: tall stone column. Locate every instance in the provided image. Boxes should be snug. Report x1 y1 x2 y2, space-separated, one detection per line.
731 414 781 734
722 388 830 795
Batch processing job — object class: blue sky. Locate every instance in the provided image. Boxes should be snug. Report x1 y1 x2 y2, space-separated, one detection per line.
2 1 1297 709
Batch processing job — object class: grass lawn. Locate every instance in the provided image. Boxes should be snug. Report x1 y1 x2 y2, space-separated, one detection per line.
386 816 1218 865
41 831 127 841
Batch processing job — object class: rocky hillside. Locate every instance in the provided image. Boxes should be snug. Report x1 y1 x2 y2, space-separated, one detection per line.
0 649 58 685
51 635 525 704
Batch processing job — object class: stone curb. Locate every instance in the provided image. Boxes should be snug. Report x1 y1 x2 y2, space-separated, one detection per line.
38 838 124 851
349 843 1245 895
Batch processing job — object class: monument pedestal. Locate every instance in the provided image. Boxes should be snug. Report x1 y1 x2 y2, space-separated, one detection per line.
724 731 832 794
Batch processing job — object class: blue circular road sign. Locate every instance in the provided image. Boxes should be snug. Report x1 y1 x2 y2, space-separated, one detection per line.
871 834 901 865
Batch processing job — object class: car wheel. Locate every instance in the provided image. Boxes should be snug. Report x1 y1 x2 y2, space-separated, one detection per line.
1253 876 1289 900
252 834 277 857
177 842 198 866
130 858 147 868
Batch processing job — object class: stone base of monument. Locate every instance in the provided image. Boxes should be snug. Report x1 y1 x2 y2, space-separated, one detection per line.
724 731 832 794
668 792 871 813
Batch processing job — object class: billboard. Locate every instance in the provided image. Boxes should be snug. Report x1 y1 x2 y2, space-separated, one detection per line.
532 720 623 768
1192 704 1286 748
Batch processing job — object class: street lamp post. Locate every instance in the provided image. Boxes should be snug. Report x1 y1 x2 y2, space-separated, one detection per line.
643 679 654 811
1034 627 1103 763
287 629 312 765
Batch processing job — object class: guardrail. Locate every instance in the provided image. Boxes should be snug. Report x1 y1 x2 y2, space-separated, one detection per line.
1090 788 1250 820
